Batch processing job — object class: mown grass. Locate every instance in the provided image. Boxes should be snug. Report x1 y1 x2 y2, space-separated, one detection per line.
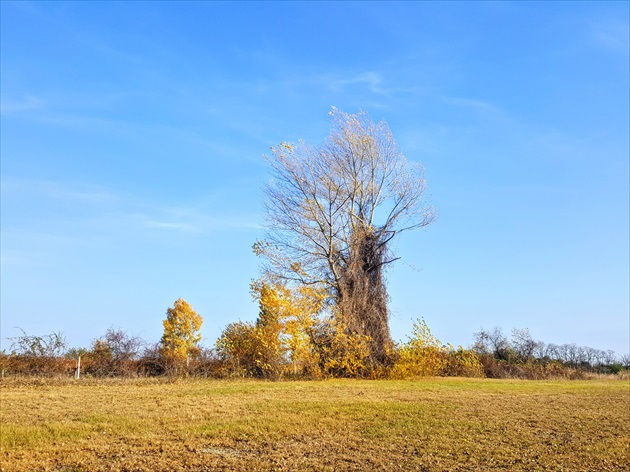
1 377 628 471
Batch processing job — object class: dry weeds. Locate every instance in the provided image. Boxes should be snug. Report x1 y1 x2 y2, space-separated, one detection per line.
1 377 628 471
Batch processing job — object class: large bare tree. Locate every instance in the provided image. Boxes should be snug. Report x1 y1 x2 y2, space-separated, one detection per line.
258 108 436 363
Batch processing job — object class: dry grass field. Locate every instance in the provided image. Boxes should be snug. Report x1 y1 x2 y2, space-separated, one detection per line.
1 377 628 471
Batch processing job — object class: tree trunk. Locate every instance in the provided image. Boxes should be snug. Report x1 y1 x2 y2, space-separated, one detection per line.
338 227 392 364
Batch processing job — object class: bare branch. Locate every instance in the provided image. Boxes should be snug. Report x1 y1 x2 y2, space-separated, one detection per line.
259 109 436 363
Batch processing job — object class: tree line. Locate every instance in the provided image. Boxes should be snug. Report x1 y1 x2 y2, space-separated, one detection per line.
3 109 626 380
2 306 627 379
472 327 628 377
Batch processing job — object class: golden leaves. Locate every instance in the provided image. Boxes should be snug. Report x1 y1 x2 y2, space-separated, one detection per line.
391 318 483 379
160 298 203 361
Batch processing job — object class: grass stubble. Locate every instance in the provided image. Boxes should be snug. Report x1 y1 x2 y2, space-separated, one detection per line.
0 377 628 471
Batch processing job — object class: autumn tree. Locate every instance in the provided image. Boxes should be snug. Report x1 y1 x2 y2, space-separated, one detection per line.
216 320 260 376
217 278 373 378
217 280 326 378
160 298 203 365
257 108 436 364
253 279 327 376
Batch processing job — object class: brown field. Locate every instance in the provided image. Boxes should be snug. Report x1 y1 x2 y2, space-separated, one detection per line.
1 377 628 471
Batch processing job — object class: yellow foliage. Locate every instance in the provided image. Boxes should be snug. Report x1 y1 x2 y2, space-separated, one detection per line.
253 279 327 377
391 345 445 378
407 318 443 350
391 319 485 379
217 280 327 378
215 321 257 376
442 346 485 377
220 276 405 379
391 318 446 378
319 317 371 378
160 298 203 362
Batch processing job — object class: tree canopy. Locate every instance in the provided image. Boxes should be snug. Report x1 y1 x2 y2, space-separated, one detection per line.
160 298 203 361
258 109 436 363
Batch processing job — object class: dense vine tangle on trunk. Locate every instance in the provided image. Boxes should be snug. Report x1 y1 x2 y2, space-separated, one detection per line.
337 225 392 364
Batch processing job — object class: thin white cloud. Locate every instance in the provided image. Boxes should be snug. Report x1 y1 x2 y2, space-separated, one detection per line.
0 95 46 115
589 19 630 54
2 177 261 239
143 220 197 231
0 87 141 133
1 178 118 204
438 95 517 128
318 71 386 95
2 107 127 131
140 208 261 233
83 206 260 236
441 95 504 115
203 216 262 231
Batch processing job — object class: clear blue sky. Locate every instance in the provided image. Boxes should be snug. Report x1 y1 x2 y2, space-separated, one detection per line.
2 1 628 355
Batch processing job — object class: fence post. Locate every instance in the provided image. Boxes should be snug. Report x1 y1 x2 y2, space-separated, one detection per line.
75 356 81 379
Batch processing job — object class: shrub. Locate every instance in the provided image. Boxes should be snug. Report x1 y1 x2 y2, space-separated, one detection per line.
441 347 484 377
315 318 372 378
390 319 446 378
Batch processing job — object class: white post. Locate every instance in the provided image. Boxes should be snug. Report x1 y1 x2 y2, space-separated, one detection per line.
75 355 81 379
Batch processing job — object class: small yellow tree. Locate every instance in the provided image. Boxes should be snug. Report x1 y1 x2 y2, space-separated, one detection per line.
216 278 328 378
160 298 203 363
253 279 326 377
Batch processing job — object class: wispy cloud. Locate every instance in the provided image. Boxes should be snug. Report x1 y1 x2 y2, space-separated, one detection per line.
1 96 127 133
589 19 630 54
144 220 197 231
2 178 261 238
1 177 263 274
0 95 46 115
1 178 118 204
440 95 504 115
138 208 261 233
317 71 386 95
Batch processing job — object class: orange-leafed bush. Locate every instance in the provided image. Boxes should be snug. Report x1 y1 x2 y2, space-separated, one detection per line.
0 353 75 377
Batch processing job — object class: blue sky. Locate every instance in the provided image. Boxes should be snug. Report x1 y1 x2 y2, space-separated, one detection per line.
1 1 628 355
